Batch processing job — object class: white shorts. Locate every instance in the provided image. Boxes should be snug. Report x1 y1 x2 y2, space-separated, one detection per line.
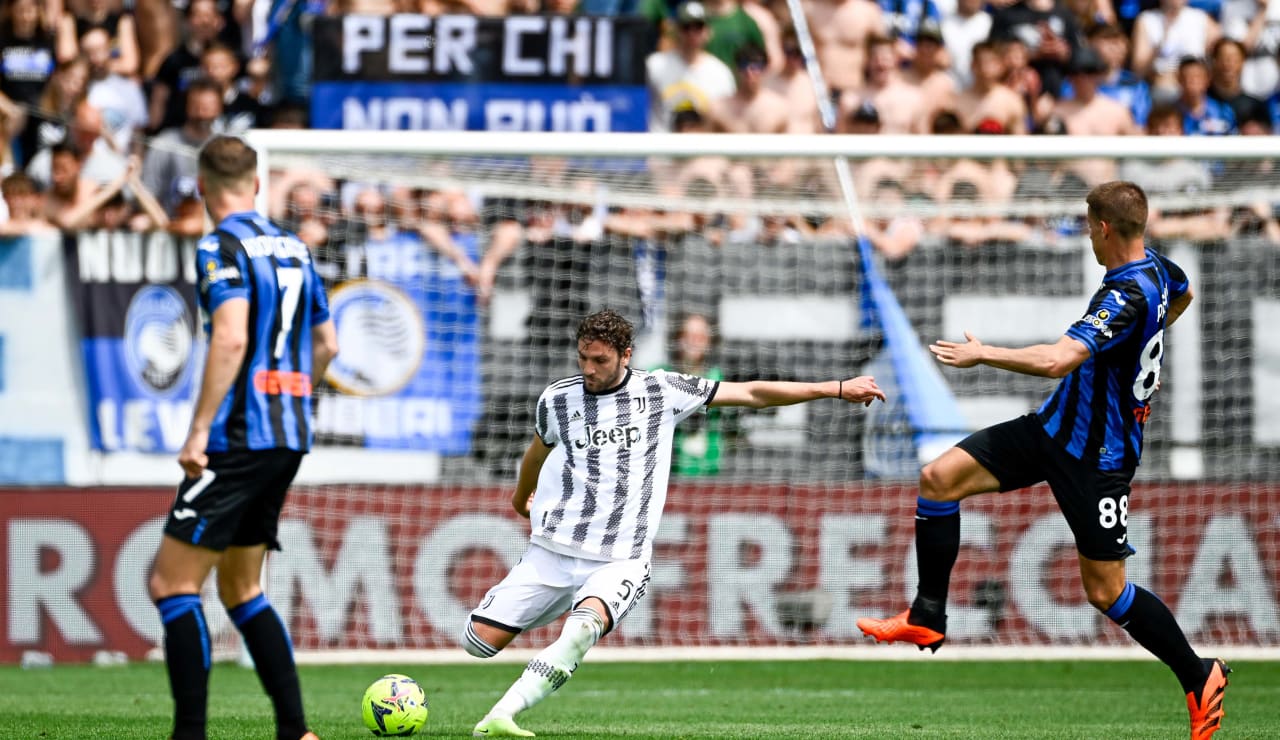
470 543 650 635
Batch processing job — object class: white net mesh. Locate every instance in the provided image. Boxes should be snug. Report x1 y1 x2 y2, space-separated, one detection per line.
243 132 1280 652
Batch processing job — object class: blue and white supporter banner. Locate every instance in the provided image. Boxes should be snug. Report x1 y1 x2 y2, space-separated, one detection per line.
311 14 651 131
315 229 482 453
67 232 200 453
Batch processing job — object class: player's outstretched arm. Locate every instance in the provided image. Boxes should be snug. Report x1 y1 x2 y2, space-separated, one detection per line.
931 331 1089 379
710 377 886 409
511 434 552 519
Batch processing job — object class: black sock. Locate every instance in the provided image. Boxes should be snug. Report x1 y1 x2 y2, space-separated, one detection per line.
911 497 960 631
156 594 211 740
1104 582 1208 693
228 594 308 740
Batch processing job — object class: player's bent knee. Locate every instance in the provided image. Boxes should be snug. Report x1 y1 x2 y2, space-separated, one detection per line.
463 620 503 659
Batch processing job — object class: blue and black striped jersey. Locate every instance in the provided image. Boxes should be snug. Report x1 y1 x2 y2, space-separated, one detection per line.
1036 249 1189 471
196 211 330 453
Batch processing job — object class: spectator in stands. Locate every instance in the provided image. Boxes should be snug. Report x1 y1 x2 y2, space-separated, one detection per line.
142 78 222 216
842 34 930 132
43 139 122 229
1085 24 1153 127
990 0 1085 99
1125 103 1231 240
17 55 87 167
805 0 885 97
941 0 992 91
997 34 1054 131
58 0 139 77
1053 46 1140 133
82 27 147 152
766 27 821 133
1226 0 1280 99
1 0 59 156
0 171 56 234
150 0 224 135
741 0 786 75
280 182 332 253
1208 38 1268 127
710 45 788 132
905 19 959 125
1177 55 1238 134
955 39 1029 134
201 44 266 133
864 176 924 261
658 313 727 476
646 1 737 132
26 98 126 189
841 99 881 133
1064 0 1114 36
1131 0 1219 101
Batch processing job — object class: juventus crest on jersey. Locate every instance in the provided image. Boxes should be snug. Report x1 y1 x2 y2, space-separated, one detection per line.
530 368 719 562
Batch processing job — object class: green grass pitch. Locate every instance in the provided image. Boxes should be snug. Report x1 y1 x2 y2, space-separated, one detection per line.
2 659 1278 739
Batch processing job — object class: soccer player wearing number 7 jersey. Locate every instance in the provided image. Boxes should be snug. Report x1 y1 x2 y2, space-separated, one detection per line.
148 135 338 740
857 181 1231 740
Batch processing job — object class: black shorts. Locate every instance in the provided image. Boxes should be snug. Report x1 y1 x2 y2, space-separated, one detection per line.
163 448 304 552
956 414 1136 561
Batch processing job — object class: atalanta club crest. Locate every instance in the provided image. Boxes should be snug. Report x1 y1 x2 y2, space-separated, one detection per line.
325 280 425 396
124 285 195 395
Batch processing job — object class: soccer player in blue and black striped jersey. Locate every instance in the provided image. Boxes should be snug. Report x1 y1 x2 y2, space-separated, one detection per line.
148 135 337 740
857 181 1231 740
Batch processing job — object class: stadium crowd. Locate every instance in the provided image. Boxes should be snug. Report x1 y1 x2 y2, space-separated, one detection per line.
1 0 1278 246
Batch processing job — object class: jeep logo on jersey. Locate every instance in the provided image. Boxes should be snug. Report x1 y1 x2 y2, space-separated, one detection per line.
574 424 642 450
324 280 425 396
124 285 195 395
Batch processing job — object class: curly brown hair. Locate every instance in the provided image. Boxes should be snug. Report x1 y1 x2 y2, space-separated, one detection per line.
576 309 634 356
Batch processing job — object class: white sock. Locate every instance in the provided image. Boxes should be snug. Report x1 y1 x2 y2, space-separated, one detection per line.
489 607 606 719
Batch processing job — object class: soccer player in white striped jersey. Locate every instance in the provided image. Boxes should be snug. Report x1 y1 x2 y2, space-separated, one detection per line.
465 309 886 738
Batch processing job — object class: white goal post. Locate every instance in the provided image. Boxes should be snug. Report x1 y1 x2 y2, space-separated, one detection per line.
231 129 1280 662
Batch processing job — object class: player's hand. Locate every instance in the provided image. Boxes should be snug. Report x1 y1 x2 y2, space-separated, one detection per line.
839 376 887 406
178 429 210 478
930 331 984 368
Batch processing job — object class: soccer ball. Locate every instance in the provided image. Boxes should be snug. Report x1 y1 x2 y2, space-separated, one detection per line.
361 673 429 736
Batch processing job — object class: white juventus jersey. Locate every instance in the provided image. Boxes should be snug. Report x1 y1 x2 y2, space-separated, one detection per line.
529 368 719 562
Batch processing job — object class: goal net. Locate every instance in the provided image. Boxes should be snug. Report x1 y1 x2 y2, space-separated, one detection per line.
237 130 1279 657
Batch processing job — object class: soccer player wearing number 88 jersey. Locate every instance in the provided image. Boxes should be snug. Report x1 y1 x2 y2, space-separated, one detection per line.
148 136 338 740
857 181 1231 740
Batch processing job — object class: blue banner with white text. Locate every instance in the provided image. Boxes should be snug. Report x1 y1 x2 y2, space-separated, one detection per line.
67 232 201 453
310 14 650 132
313 228 482 452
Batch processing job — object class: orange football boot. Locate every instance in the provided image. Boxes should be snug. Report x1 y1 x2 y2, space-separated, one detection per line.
856 609 945 653
1187 658 1231 740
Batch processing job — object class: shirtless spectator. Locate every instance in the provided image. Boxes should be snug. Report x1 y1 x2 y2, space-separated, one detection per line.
955 40 1029 134
43 140 140 230
997 34 1057 131
766 28 821 133
904 19 958 124
1131 0 1219 100
710 45 788 132
864 177 924 261
1053 46 1139 134
0 172 56 235
805 0 884 97
941 0 992 91
647 2 737 131
841 34 929 133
